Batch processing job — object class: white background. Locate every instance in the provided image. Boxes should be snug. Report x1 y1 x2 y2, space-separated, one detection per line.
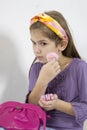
0 0 87 129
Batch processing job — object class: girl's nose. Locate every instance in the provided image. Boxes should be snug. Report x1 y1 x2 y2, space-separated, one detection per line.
34 45 41 53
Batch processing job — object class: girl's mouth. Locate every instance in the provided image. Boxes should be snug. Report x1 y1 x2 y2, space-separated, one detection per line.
37 56 43 60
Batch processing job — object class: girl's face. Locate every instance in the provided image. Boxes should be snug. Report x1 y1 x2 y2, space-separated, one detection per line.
30 29 59 63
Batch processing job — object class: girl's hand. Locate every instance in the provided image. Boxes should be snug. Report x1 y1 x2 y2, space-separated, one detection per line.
39 94 58 111
38 59 61 85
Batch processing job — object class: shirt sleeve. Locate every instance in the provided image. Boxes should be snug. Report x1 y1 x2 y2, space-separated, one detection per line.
25 62 42 103
71 61 87 125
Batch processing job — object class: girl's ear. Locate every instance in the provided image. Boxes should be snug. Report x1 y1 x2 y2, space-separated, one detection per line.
57 40 68 51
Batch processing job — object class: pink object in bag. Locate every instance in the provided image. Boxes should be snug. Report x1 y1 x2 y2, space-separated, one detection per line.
0 101 46 130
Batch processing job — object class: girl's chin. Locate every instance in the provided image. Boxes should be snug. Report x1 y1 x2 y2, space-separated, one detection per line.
38 59 47 64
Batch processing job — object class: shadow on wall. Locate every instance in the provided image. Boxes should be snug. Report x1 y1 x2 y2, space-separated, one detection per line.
0 34 28 103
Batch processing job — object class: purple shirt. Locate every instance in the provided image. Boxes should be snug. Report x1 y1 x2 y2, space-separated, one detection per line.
26 58 87 130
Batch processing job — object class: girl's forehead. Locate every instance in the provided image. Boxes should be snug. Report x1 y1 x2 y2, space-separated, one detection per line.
30 28 45 34
30 29 49 40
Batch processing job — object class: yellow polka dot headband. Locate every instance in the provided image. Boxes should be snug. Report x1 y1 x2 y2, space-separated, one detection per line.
30 13 68 42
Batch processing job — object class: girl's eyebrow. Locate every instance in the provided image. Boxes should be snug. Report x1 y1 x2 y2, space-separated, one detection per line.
30 39 47 43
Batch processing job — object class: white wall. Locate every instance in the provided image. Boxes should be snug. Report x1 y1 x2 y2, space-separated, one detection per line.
0 0 87 129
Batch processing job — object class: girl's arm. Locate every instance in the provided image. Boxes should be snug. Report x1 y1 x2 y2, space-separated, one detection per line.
28 79 47 104
56 99 75 116
28 59 61 104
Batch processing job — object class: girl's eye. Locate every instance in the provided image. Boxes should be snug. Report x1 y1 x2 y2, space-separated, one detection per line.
40 42 47 46
32 41 36 46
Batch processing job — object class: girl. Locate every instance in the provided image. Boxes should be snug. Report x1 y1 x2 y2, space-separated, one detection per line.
26 10 87 130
